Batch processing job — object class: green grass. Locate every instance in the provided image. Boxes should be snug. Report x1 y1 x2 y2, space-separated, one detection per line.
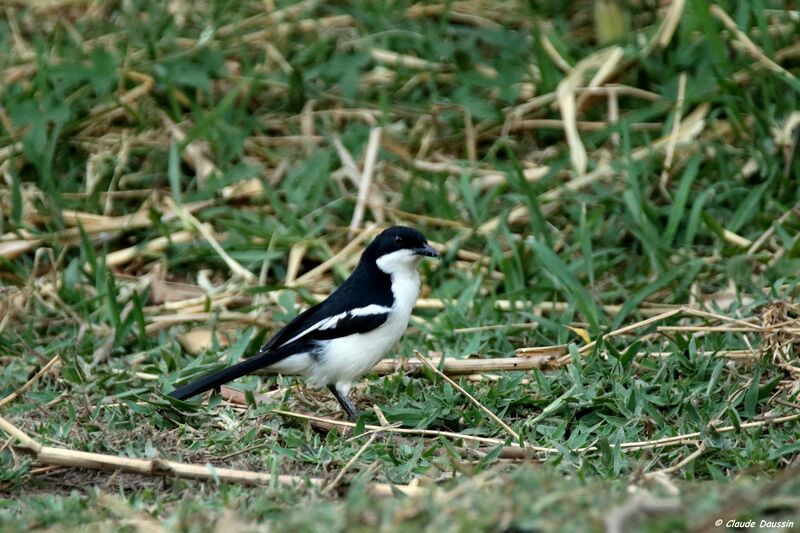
2 0 800 531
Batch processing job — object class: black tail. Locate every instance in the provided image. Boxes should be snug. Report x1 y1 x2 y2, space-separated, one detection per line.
168 348 289 400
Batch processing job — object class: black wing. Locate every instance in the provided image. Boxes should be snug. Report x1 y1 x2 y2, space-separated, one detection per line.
261 262 394 351
263 303 391 351
260 299 326 352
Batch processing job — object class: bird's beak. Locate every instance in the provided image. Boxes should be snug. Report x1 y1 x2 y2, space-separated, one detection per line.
414 243 440 258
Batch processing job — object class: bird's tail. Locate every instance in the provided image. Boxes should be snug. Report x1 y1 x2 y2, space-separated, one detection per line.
168 348 289 400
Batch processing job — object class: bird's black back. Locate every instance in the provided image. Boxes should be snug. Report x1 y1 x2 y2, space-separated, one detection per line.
261 258 393 352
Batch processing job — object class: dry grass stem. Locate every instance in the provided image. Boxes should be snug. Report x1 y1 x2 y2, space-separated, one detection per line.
145 312 273 333
711 4 795 80
284 242 308 285
349 127 382 235
747 202 799 256
271 409 536 450
164 117 219 186
291 225 377 286
252 355 555 378
164 198 256 283
644 442 706 478
0 354 61 409
642 0 687 56
414 351 523 445
323 432 379 494
105 230 195 267
0 415 423 497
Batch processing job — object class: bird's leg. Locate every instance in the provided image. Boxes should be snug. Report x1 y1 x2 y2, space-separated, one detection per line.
327 384 360 421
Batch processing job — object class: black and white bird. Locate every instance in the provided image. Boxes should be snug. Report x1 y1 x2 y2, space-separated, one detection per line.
168 226 439 420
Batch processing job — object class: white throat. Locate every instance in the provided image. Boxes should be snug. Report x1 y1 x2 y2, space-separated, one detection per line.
375 248 422 319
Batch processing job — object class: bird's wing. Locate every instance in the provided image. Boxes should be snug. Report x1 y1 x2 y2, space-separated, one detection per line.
261 262 394 352
262 301 391 351
260 301 326 352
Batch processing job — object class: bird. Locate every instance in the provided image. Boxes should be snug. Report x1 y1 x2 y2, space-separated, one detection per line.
168 226 439 421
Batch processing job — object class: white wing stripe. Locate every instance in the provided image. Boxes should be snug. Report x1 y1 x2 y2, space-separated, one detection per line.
278 305 392 348
319 312 346 330
351 304 392 316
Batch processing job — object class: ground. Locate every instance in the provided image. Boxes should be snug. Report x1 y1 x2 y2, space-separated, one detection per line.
1 1 800 531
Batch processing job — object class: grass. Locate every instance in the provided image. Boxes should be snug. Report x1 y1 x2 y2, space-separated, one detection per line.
1 0 800 531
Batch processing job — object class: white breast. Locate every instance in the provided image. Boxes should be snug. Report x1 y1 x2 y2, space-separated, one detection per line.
308 256 421 391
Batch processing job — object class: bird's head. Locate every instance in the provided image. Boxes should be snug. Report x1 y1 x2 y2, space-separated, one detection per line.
363 226 439 274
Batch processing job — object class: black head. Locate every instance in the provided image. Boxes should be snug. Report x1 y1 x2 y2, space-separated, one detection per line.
361 226 439 266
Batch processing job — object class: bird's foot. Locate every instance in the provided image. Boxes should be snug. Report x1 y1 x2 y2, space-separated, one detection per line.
327 384 360 421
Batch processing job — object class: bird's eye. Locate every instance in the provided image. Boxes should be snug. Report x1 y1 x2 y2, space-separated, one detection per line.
395 236 405 246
